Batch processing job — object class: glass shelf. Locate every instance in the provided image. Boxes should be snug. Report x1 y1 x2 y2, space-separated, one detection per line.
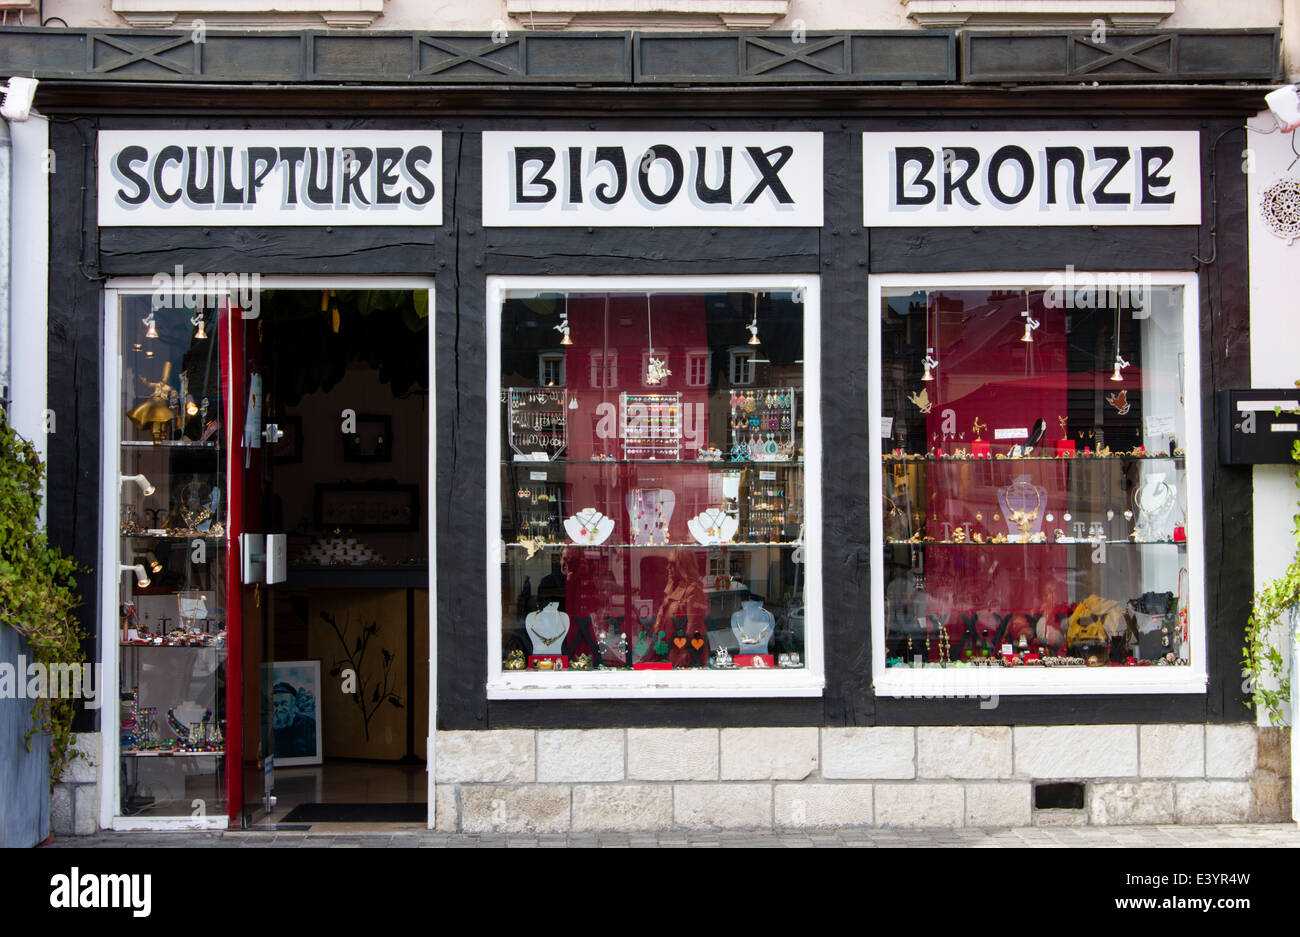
506 459 804 467
121 440 219 449
506 541 801 549
121 750 225 758
886 539 1185 547
882 454 1185 464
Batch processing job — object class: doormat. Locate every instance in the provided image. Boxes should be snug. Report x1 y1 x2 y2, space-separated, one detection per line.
281 803 428 823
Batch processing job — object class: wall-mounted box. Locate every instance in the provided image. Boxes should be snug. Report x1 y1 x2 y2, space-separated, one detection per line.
1218 389 1300 465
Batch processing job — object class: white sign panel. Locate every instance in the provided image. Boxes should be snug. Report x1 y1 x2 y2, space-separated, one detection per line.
482 131 823 227
863 132 1201 227
98 130 442 226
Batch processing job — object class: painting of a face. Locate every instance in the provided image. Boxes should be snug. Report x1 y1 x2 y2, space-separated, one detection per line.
273 691 294 729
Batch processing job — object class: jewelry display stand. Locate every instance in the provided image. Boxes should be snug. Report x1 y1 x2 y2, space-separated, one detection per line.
507 388 568 460
620 392 681 460
525 601 570 657
686 508 738 545
730 599 776 654
729 387 796 461
564 507 615 546
626 488 675 545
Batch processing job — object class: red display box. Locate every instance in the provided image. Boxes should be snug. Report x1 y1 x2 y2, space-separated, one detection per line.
632 661 672 671
971 440 991 457
733 654 776 669
1053 439 1075 455
528 655 567 670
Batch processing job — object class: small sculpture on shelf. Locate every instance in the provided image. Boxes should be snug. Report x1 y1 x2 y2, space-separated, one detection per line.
127 361 179 444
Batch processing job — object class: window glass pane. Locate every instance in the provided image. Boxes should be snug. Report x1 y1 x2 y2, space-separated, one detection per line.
498 289 807 673
880 283 1191 671
118 295 228 817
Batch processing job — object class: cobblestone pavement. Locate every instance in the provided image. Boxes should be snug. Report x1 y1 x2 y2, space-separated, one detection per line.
43 823 1300 847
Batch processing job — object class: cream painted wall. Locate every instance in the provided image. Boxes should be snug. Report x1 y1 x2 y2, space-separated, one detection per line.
29 0 1284 33
1247 107 1298 726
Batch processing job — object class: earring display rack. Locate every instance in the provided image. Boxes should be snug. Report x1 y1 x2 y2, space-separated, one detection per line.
507 388 568 460
619 392 682 460
729 387 797 462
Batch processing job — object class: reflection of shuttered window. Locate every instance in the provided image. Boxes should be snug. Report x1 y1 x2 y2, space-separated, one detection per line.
686 351 710 387
539 352 565 387
729 350 755 386
590 353 617 388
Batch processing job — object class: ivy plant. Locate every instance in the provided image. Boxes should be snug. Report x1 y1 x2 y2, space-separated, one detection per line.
1243 420 1300 725
0 411 84 784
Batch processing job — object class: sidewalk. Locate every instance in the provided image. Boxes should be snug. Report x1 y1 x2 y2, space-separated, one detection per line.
41 823 1300 848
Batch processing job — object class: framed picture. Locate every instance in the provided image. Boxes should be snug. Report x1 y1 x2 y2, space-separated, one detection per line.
270 661 323 767
343 413 393 463
272 415 303 465
314 482 419 532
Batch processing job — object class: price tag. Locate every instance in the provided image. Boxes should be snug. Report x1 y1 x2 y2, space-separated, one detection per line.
759 471 777 481
995 427 1028 440
880 416 894 438
529 471 548 481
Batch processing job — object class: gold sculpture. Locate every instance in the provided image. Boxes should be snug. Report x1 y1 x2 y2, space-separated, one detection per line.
127 361 178 444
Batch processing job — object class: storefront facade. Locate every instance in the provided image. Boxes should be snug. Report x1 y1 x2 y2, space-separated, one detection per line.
2 23 1290 831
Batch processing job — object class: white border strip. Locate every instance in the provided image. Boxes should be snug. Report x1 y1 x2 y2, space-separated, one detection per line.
485 274 824 699
869 271 1207 697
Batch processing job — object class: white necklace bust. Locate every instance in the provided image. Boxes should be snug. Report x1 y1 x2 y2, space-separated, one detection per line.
525 601 569 655
564 507 615 545
730 600 775 654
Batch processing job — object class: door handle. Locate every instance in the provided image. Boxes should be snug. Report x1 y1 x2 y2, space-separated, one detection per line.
262 423 285 444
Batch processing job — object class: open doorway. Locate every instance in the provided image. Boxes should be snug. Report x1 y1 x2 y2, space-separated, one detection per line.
242 284 432 826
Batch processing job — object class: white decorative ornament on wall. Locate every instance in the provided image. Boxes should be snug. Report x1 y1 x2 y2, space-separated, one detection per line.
1260 178 1300 245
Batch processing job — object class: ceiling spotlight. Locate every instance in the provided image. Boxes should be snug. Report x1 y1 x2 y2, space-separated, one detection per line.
556 313 573 346
143 312 159 339
122 474 155 497
1111 354 1130 382
921 347 938 382
145 552 162 575
191 313 208 341
122 564 151 588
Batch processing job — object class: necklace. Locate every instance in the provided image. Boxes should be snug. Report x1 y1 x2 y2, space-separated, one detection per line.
734 606 771 645
528 607 567 645
1135 480 1174 515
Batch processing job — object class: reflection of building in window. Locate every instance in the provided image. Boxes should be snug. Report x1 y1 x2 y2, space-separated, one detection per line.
589 352 617 388
539 351 565 387
729 349 755 386
686 350 711 387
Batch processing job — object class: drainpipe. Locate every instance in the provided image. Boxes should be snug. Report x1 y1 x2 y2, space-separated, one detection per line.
0 117 9 413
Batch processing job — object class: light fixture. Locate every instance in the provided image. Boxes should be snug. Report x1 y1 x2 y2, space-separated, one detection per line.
1110 305 1128 382
191 313 208 341
1266 84 1300 132
747 292 762 345
921 347 938 382
121 564 151 588
1 76 38 122
555 312 573 346
142 312 159 339
1020 291 1040 343
145 552 162 575
121 474 155 496
185 397 199 417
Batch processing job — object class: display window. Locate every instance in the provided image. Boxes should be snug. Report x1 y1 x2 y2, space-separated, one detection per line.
106 292 230 825
870 272 1206 695
487 276 823 698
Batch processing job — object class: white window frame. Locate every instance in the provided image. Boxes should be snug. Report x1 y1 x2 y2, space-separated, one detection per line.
100 276 438 831
869 271 1207 697
487 275 824 699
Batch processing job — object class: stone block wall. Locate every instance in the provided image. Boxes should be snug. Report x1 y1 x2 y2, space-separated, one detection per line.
50 733 100 837
432 724 1291 832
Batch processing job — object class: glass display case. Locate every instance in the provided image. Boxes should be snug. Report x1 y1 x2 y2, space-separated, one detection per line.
873 276 1204 688
116 295 228 818
493 285 814 683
